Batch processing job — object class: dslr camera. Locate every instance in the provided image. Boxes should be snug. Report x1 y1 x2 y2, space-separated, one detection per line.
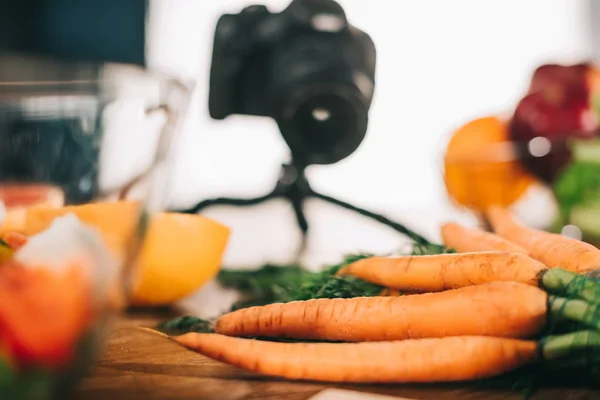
209 0 376 166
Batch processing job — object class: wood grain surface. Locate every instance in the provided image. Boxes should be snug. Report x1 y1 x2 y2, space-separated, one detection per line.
73 311 600 400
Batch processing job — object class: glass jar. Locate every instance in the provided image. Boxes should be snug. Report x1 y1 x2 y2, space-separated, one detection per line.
0 53 191 399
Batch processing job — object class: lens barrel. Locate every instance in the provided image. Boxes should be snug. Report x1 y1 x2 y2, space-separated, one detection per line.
269 34 372 165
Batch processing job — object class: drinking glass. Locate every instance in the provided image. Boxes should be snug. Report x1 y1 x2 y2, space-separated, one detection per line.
0 53 191 399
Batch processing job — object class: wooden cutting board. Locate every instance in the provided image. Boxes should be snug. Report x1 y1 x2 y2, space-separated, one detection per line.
73 312 599 400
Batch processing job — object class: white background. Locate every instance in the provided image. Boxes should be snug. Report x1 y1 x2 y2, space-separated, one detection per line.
145 0 593 270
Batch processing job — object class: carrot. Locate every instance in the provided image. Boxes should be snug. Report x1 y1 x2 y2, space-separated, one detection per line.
441 222 528 254
486 206 600 273
337 251 546 292
215 281 600 342
171 333 539 383
215 281 550 341
338 252 600 306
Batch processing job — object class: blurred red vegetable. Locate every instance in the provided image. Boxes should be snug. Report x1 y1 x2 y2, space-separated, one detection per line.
527 63 590 98
0 262 91 369
509 63 599 183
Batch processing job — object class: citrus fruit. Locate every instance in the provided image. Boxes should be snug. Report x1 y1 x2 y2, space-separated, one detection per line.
130 212 230 306
22 201 230 306
444 116 536 211
24 201 140 254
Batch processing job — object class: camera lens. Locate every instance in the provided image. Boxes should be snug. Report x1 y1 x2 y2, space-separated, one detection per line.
278 87 367 165
269 35 373 165
295 94 353 149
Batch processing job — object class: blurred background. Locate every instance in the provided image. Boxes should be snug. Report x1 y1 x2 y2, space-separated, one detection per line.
146 0 595 270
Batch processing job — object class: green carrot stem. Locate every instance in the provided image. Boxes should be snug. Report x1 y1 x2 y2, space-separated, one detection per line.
540 330 600 361
541 269 600 304
548 296 600 330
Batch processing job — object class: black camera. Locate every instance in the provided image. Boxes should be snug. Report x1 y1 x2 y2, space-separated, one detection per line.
208 0 376 166
182 0 429 248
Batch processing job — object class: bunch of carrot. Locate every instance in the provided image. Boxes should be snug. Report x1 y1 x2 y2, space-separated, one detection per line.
157 208 600 385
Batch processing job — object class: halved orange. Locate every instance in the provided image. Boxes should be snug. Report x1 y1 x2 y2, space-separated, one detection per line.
24 201 140 254
131 212 230 306
22 201 230 306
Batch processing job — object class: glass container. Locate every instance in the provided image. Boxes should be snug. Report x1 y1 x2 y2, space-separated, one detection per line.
0 53 191 399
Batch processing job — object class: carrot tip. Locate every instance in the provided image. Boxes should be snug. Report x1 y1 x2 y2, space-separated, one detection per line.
135 326 169 339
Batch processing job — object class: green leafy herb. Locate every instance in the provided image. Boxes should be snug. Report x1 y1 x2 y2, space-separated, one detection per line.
218 263 309 309
157 316 214 335
411 242 456 255
290 254 382 301
219 258 383 310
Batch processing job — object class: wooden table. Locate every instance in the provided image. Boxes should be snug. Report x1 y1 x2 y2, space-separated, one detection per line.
73 311 599 400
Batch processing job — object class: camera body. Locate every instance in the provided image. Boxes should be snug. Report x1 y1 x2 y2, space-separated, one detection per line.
209 0 376 166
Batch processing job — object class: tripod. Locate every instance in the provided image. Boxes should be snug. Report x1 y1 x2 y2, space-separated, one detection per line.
175 160 432 254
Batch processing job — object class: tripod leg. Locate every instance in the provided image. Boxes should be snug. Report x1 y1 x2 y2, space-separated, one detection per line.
288 191 310 261
294 233 309 262
311 189 431 245
290 198 308 234
174 192 279 214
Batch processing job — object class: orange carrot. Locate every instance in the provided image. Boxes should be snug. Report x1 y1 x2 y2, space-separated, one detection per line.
172 333 539 383
486 206 600 273
215 281 548 341
337 251 546 292
441 222 528 254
